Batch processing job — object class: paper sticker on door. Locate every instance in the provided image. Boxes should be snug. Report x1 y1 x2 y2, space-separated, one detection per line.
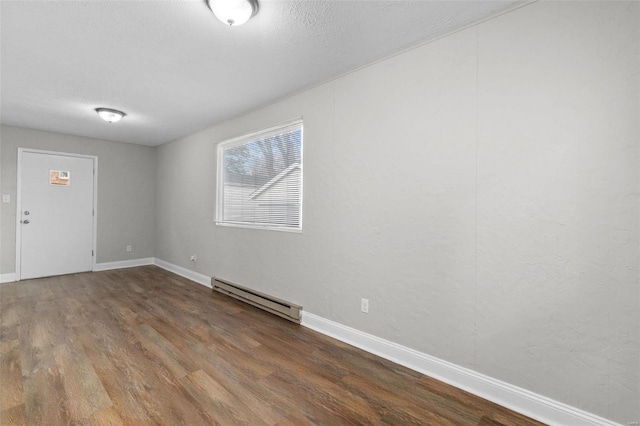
50 170 70 186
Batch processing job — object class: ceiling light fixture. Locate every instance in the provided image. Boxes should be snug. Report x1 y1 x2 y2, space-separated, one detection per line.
95 107 126 123
207 0 258 26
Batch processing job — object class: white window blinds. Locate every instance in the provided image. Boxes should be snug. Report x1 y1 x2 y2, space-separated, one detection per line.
216 120 303 231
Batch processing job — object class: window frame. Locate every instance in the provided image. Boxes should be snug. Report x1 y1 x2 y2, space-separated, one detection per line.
215 119 304 233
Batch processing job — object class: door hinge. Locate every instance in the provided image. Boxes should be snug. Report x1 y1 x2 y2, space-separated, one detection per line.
92 209 95 216
92 250 94 256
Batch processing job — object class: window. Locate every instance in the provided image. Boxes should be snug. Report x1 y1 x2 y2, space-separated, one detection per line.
216 120 303 231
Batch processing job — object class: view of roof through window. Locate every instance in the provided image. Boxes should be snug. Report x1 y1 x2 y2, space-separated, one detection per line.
218 122 303 230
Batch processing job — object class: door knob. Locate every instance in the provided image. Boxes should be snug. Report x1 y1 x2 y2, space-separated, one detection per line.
22 220 30 224
24 211 30 215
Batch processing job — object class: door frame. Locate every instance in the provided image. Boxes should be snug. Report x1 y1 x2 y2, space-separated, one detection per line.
15 148 98 281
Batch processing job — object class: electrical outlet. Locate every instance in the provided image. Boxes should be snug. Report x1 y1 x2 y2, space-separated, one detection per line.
126 245 132 252
190 254 197 262
2 194 10 203
361 298 369 314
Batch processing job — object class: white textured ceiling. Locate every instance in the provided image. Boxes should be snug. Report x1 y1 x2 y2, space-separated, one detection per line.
1 0 521 146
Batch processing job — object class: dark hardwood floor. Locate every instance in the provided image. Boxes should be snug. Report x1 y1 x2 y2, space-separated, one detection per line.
1 266 545 425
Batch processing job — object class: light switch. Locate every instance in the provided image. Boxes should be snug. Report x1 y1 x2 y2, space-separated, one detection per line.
2 194 9 203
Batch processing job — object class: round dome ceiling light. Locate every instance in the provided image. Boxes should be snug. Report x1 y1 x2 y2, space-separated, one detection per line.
207 0 258 26
95 108 126 123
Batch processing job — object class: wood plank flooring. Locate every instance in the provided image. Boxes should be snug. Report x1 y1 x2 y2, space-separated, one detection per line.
0 266 545 425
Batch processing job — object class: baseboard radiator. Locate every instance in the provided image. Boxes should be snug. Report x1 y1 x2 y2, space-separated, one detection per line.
212 277 302 323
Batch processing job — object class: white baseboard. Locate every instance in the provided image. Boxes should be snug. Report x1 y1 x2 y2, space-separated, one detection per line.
153 258 211 288
301 312 621 426
0 273 17 283
93 257 211 288
2 259 155 280
94 257 155 271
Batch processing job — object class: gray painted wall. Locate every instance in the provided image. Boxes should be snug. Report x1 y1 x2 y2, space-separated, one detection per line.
0 125 157 271
155 2 638 423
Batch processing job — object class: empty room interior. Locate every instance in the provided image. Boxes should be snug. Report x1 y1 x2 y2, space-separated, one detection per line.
0 1 638 425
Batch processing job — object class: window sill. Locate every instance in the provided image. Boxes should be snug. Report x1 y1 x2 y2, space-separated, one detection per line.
215 221 302 234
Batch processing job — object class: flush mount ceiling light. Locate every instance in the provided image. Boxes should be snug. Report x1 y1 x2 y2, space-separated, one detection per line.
207 0 258 26
95 107 126 123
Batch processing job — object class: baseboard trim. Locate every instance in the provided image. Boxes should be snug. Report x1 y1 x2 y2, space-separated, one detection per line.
301 312 621 426
153 258 211 288
94 258 155 271
0 273 17 283
93 257 211 288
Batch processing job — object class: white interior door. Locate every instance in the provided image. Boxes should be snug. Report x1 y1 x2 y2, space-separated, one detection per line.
18 150 96 280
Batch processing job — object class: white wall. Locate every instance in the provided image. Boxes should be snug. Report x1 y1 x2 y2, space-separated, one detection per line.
155 2 639 423
0 125 157 272
476 3 639 419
